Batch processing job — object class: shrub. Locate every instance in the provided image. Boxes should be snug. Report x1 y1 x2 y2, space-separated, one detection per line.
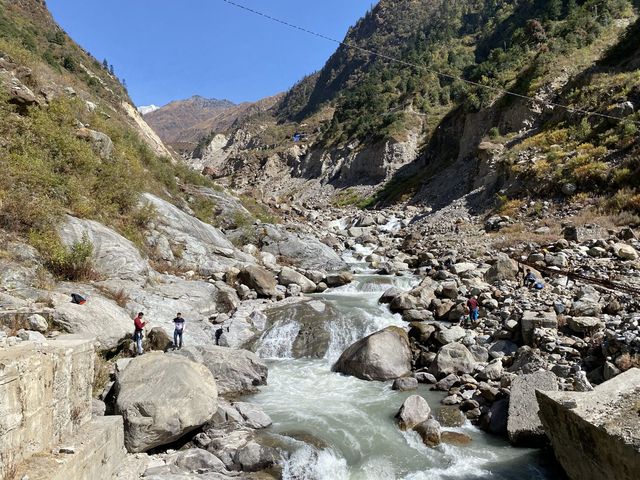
29 230 97 281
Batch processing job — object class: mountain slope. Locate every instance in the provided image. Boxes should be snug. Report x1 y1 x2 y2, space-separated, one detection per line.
188 0 639 214
143 95 235 151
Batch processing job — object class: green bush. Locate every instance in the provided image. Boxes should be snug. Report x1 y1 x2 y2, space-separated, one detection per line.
29 231 97 281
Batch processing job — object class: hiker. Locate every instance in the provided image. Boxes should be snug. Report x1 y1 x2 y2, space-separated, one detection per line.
461 304 471 327
173 312 185 350
467 295 479 325
133 312 146 356
524 269 537 288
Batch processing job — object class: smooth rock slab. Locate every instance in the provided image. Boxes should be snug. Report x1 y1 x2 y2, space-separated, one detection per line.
507 371 557 447
114 352 218 452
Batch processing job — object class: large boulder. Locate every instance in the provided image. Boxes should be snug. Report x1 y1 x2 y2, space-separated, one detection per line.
278 267 316 293
332 327 412 381
58 215 149 281
114 352 218 452
260 224 347 271
431 342 476 376
507 371 557 446
238 265 278 298
484 254 519 283
50 289 131 350
395 395 431 431
173 345 267 395
140 193 250 276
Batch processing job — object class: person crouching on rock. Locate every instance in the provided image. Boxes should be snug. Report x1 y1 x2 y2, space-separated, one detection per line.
524 269 537 288
467 295 479 326
173 312 185 350
133 312 146 356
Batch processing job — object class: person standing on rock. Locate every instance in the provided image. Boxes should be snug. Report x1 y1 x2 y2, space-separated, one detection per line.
467 295 479 326
133 312 146 356
173 312 185 350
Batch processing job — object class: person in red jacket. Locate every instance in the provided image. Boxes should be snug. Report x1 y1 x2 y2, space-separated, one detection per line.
133 312 146 356
467 295 479 326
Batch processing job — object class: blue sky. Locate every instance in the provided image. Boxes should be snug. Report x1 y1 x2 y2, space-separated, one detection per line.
47 0 374 107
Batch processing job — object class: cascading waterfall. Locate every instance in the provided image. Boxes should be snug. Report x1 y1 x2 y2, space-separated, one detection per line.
249 246 563 480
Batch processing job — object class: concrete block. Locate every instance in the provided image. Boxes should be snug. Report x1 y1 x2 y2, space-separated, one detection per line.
537 368 640 480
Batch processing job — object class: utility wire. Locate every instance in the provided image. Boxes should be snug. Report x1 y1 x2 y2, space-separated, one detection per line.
220 0 640 125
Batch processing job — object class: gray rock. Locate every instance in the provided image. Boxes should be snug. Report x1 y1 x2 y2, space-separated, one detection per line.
332 327 412 381
114 352 218 452
233 441 278 472
232 402 272 429
238 265 278 298
396 395 431 431
58 215 149 281
414 418 441 447
326 271 354 287
432 342 476 376
261 224 347 271
76 127 113 160
484 254 519 283
507 371 557 447
435 326 466 345
167 448 226 473
612 243 638 260
173 345 267 395
392 377 418 391
521 311 557 345
27 314 48 333
568 316 604 334
278 267 316 293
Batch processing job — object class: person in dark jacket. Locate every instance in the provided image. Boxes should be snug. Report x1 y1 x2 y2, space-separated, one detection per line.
133 312 146 355
173 312 185 350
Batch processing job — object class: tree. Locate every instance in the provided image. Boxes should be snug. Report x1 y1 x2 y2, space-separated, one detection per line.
102 58 108 69
547 0 563 20
109 64 114 75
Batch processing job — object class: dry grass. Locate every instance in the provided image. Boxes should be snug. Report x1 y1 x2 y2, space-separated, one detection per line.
92 353 112 397
491 223 561 250
96 286 130 308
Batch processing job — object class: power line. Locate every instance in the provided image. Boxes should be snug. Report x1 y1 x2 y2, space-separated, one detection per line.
219 0 640 125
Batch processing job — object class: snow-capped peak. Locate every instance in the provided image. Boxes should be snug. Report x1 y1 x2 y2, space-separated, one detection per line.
138 104 160 115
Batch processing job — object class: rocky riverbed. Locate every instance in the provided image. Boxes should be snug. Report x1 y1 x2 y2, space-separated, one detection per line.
2 194 639 479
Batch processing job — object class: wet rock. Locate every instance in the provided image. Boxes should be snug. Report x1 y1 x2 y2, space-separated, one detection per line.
332 327 412 381
507 371 557 447
234 441 278 472
414 419 441 447
437 406 466 427
392 377 419 391
441 431 472 446
396 395 431 431
414 372 437 384
326 271 354 287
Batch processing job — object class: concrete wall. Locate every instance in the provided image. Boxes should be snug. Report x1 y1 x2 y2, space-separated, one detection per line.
537 368 640 480
0 336 94 478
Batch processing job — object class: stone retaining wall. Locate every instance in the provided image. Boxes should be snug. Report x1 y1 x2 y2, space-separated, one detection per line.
0 336 94 478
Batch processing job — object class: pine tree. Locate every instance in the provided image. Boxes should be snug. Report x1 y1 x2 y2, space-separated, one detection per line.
547 0 563 20
102 58 108 69
109 64 114 75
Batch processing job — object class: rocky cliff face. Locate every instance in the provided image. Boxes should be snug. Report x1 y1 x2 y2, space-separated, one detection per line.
181 0 640 213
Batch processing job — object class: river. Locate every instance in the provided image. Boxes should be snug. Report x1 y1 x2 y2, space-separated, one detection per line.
249 249 565 479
